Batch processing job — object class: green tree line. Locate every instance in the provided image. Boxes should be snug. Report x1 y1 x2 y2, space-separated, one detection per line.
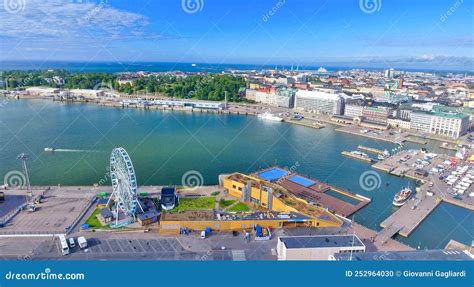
1 70 246 102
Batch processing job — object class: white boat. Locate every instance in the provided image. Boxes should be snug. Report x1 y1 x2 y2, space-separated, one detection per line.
44 147 55 152
257 112 283 122
393 186 412 207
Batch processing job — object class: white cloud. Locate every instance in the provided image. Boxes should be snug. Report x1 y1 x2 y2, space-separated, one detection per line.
0 0 156 42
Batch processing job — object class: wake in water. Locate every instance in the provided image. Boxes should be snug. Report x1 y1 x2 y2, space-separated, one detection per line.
44 148 102 153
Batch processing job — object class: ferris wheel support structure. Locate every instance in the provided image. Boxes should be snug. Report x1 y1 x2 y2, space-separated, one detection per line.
107 147 143 225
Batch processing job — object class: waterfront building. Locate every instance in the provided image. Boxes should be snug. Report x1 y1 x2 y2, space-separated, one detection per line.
69 89 104 98
221 171 344 225
387 118 411 130
25 87 60 96
410 111 470 139
150 99 224 110
295 90 345 115
159 211 320 234
361 106 393 123
277 235 365 260
223 167 369 218
397 108 413 120
344 100 393 123
245 89 257 101
344 103 364 118
410 112 436 134
254 87 296 108
333 249 472 261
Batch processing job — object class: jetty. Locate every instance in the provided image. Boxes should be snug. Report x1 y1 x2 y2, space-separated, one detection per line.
357 145 385 155
341 151 374 163
283 119 325 129
379 192 441 238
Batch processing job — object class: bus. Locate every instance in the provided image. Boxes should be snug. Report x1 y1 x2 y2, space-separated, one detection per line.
59 235 70 255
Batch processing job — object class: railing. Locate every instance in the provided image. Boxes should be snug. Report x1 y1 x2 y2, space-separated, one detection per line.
0 202 27 227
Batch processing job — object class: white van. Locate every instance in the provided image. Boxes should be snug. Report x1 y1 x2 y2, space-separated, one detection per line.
77 236 88 249
69 237 76 248
200 231 206 239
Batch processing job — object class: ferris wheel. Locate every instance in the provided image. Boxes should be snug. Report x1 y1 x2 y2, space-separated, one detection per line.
107 147 141 221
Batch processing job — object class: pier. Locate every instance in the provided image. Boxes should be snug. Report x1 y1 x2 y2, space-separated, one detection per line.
373 149 474 242
357 145 385 155
283 119 325 129
341 151 374 163
379 192 441 238
404 135 428 145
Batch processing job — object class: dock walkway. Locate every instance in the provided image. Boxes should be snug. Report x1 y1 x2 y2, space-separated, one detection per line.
357 145 385 155
375 223 403 245
379 192 440 237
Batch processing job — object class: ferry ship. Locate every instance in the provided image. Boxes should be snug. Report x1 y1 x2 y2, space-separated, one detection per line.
257 112 283 122
392 186 412 207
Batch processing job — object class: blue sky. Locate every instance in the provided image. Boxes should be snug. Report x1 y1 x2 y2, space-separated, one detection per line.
1 0 472 70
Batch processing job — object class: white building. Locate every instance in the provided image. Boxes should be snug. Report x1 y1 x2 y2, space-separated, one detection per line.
410 111 470 139
387 118 411 130
295 90 345 115
277 235 365 260
151 99 224 109
25 87 60 96
254 88 295 108
344 104 364 118
69 89 104 98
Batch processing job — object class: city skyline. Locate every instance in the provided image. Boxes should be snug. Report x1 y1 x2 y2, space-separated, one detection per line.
0 0 472 71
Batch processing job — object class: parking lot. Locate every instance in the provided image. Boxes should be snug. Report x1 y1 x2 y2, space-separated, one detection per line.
27 236 238 260
0 187 94 235
88 238 183 254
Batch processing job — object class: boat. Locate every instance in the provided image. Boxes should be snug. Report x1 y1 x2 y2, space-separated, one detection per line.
392 186 412 207
377 149 390 160
291 113 304 120
350 150 369 159
257 112 283 122
44 147 55 152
